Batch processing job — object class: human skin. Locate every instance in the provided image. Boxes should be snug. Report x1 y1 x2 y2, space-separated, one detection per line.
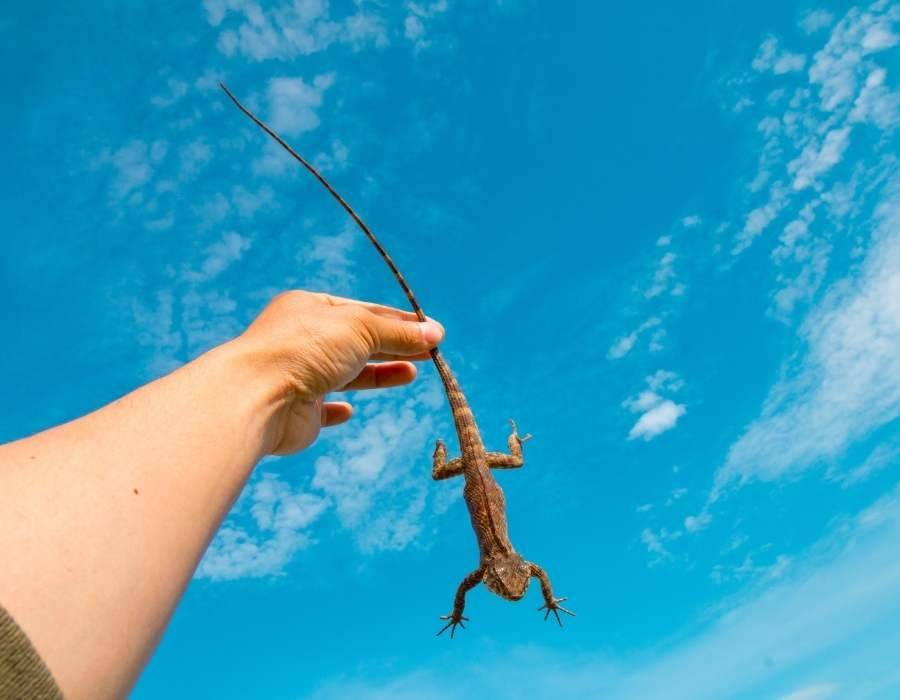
0 290 445 700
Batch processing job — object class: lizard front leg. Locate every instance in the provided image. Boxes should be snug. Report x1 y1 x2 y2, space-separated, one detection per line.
529 563 575 626
486 419 532 469
437 567 484 638
432 439 464 480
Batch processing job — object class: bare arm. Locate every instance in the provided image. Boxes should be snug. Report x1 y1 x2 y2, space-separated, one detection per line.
0 290 444 700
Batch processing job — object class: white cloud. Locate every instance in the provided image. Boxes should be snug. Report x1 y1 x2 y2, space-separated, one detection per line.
105 139 167 200
849 67 899 129
623 371 686 441
647 369 682 392
799 10 834 34
131 289 183 375
733 183 788 254
711 552 792 584
231 184 275 219
308 483 900 699
809 3 898 113
197 471 329 581
607 317 661 359
682 215 702 227
640 527 678 564
193 230 252 281
752 36 806 74
311 376 448 552
297 223 357 294
684 511 711 533
771 238 831 320
150 78 188 109
839 441 900 486
404 0 449 52
861 21 898 52
205 0 388 61
313 138 350 173
787 127 852 191
179 139 214 179
714 176 900 495
267 73 335 136
729 0 898 310
645 251 677 298
248 74 335 176
404 15 425 42
778 684 837 700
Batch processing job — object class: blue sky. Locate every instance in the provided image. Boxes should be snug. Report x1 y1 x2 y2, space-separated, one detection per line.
2 0 899 698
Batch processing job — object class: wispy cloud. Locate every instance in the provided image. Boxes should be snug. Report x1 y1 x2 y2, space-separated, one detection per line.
150 77 189 109
607 316 661 360
309 482 900 699
103 138 168 201
714 177 900 495
297 222 357 294
251 74 337 175
835 440 900 487
799 10 834 35
404 0 449 52
204 0 388 61
312 376 448 552
752 36 806 75
778 684 838 700
197 471 329 580
730 0 899 275
640 527 679 565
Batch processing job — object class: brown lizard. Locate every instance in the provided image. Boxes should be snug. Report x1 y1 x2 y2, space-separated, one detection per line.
220 83 574 638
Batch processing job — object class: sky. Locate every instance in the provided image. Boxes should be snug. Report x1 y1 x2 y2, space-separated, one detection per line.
1 0 899 698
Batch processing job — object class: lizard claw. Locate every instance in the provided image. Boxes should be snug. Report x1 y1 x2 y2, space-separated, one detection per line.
538 597 575 627
436 613 469 639
508 419 532 444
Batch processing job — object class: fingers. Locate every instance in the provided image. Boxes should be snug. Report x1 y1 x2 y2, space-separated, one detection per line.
321 401 353 427
317 293 430 324
319 293 445 355
360 308 445 356
340 361 418 391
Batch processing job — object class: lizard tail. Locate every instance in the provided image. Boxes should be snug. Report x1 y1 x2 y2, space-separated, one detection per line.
218 82 427 324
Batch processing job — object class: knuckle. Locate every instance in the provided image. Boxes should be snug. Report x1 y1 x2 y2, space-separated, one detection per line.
343 306 378 347
272 290 308 309
315 292 339 307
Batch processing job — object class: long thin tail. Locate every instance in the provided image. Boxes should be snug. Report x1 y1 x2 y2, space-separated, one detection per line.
218 82 427 323
223 83 504 548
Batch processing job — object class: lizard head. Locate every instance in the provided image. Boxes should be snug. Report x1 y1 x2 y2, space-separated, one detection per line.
483 553 532 601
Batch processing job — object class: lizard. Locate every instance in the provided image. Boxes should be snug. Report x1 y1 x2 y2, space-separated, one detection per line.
219 83 574 638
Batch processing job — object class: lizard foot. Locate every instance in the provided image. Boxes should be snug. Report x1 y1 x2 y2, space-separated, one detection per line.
508 419 532 444
436 612 469 639
538 597 575 626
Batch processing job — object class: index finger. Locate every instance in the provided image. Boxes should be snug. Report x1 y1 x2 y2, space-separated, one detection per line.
319 293 440 326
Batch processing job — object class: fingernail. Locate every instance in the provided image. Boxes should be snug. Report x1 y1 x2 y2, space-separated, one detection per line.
420 321 444 344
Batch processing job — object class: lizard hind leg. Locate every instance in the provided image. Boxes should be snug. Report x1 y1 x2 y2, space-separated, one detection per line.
432 439 464 480
486 419 532 469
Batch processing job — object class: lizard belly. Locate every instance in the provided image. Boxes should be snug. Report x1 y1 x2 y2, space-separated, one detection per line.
463 476 513 556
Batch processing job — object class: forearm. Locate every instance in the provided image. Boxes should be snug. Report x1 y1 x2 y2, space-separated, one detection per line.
0 337 284 699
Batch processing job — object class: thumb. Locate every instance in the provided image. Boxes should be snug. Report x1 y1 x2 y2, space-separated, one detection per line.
363 311 445 356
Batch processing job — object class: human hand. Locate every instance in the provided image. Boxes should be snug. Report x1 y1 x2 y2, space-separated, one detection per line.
234 291 444 455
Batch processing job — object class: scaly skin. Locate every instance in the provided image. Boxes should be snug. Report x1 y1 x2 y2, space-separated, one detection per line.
220 83 574 638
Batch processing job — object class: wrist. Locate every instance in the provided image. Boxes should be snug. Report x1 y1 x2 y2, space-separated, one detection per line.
208 335 293 456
